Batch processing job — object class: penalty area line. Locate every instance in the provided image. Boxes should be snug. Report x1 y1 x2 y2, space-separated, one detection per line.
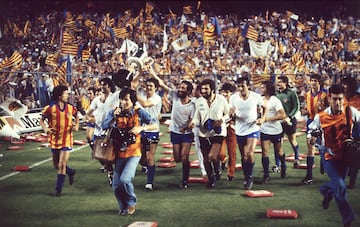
0 144 88 181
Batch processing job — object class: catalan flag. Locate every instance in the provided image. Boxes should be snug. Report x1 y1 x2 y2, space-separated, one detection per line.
145 2 154 15
56 62 67 85
64 20 77 31
23 20 30 37
242 24 259 41
165 8 177 21
62 31 75 44
183 6 193 15
12 23 24 37
45 53 58 67
347 40 359 52
280 62 290 72
56 55 71 85
296 22 305 32
203 23 216 43
60 43 78 56
81 48 91 61
337 59 346 71
84 19 96 28
0 51 23 70
317 27 325 39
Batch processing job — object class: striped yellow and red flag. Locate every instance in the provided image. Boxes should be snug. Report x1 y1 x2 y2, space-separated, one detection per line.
12 23 24 37
52 75 60 87
62 31 75 44
23 20 30 37
347 40 359 52
81 96 91 111
56 61 68 85
317 27 325 39
203 16 216 44
84 19 96 28
246 25 259 41
60 43 78 56
252 75 271 88
81 48 91 61
183 6 193 15
45 53 58 67
64 20 77 31
0 51 23 70
291 52 302 65
113 27 127 39
337 59 346 70
314 49 323 61
187 25 203 34
203 24 216 43
222 27 239 37
165 8 177 20
145 2 154 15
280 62 290 72
296 22 305 31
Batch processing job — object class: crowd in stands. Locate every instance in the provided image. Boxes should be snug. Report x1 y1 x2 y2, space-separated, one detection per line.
0 2 358 112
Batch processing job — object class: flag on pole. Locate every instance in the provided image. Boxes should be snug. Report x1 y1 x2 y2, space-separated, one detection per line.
161 25 168 53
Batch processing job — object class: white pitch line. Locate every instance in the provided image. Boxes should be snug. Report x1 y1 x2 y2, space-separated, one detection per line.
0 144 88 181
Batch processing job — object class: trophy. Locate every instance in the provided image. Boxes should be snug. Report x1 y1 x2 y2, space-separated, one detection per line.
112 44 154 88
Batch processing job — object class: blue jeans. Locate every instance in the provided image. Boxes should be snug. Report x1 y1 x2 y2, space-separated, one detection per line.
320 153 356 224
112 156 140 212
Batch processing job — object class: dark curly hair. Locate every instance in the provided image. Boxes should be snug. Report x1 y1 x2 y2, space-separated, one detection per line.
51 85 68 102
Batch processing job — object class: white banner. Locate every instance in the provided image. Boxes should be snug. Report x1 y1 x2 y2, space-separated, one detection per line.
248 40 273 58
171 34 191 51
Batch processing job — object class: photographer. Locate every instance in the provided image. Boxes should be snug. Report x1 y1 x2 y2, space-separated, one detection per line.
342 76 360 189
307 84 360 227
102 88 158 216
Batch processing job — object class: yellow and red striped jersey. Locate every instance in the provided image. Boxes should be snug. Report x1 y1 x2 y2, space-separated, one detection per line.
306 90 328 119
42 103 77 149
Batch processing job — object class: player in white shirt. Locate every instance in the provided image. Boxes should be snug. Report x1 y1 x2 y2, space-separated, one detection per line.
150 71 195 188
229 76 263 190
258 81 287 183
86 77 117 186
189 79 229 188
137 78 162 191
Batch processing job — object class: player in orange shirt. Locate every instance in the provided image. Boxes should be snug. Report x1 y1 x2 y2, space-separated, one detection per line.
342 76 360 189
40 85 79 197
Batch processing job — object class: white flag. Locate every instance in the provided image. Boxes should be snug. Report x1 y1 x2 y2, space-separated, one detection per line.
171 34 191 51
161 25 168 53
116 39 139 56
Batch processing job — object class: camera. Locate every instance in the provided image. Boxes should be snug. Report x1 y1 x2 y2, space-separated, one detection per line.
119 132 136 151
343 139 358 153
310 128 322 138
111 128 136 152
116 110 131 118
